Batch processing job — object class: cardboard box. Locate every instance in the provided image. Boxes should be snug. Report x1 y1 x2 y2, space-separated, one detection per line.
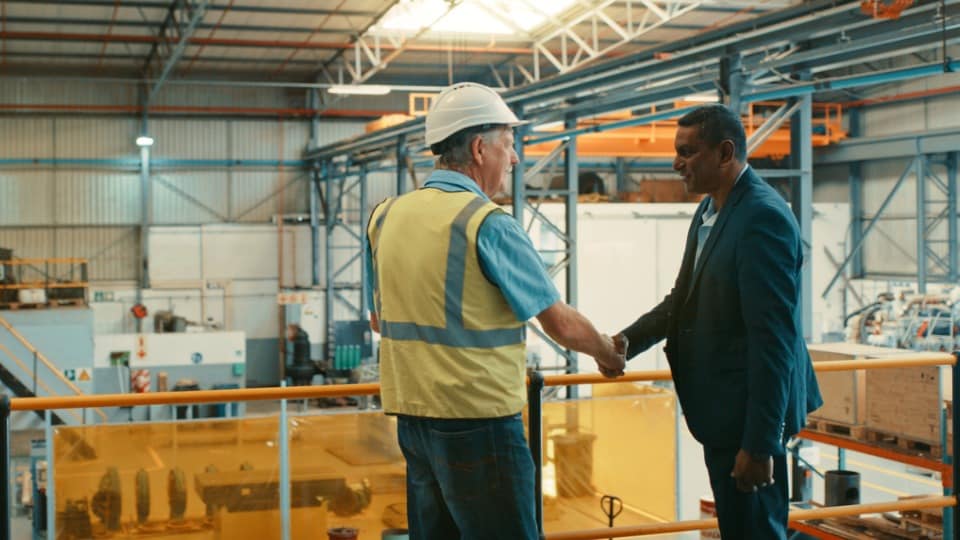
866 362 942 444
807 343 895 426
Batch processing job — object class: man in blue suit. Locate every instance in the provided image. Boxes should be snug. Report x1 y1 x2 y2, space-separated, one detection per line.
614 105 821 539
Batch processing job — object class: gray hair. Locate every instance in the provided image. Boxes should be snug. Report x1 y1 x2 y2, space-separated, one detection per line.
435 125 507 169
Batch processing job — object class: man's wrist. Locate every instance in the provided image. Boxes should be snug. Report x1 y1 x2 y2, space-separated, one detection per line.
749 451 771 462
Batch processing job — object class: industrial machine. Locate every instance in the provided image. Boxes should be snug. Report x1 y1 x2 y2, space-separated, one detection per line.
285 319 375 391
136 469 150 525
846 288 960 352
91 467 122 531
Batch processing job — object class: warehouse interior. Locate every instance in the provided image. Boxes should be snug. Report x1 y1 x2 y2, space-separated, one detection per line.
1 0 960 538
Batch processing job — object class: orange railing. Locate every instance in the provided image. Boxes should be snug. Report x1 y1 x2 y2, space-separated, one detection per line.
3 352 956 539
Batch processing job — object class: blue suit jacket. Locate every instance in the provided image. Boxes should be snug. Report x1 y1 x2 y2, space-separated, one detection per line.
620 168 822 455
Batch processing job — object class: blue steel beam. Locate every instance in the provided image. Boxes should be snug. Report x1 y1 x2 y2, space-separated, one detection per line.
304 1 862 161
917 157 928 293
745 4 960 75
816 128 960 164
512 113 528 225
563 114 579 385
744 60 960 102
0 158 309 168
822 158 919 299
0 50 327 67
360 164 370 320
1 16 358 35
395 135 407 195
310 166 322 287
145 1 210 105
949 153 958 282
502 1 861 105
791 93 814 338
529 75 717 123
847 108 864 278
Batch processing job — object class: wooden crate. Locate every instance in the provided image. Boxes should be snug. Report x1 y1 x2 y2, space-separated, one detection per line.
807 343 896 426
866 357 943 445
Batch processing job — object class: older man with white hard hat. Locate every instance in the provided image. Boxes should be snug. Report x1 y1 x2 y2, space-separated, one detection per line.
365 82 625 539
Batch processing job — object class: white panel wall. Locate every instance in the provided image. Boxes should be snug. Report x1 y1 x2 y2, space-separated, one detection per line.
515 202 849 378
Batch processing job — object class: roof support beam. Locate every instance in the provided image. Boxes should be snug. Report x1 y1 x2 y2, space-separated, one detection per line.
516 0 703 83
815 128 960 164
142 0 208 105
333 1 462 86
3 0 375 17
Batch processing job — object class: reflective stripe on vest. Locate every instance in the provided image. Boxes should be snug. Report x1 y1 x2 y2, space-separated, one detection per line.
372 195 524 348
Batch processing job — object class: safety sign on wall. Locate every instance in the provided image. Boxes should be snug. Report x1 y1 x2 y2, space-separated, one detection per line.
63 367 93 383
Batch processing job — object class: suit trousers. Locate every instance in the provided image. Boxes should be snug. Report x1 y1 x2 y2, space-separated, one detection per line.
704 446 789 540
396 413 538 540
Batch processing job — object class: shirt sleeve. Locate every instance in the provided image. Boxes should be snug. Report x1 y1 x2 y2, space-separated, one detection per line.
476 211 561 322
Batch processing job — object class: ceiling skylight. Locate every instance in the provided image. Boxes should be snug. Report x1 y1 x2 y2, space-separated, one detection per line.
376 0 579 36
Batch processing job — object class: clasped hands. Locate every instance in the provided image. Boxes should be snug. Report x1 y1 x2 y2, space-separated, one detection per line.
595 333 628 378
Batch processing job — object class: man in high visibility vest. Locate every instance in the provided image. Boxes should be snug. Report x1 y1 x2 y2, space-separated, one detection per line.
366 82 625 540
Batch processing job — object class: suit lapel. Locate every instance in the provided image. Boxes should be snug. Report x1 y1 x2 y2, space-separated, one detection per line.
684 168 756 304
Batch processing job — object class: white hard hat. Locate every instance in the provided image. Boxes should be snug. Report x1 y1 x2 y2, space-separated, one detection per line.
425 82 526 149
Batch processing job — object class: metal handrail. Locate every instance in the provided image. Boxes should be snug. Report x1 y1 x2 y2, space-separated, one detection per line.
544 495 956 539
10 382 381 411
0 314 107 420
6 352 954 412
0 343 82 423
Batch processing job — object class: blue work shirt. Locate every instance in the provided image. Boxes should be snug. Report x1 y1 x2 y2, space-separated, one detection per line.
365 169 560 322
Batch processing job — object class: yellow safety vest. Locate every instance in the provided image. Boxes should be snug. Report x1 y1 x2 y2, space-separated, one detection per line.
368 188 526 418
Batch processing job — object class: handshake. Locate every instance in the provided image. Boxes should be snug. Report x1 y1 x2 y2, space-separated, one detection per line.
595 333 628 379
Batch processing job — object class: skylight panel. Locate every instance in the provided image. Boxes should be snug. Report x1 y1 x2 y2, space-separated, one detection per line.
376 0 579 36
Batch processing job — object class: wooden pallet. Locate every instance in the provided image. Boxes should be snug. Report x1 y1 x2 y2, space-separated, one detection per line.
820 515 941 540
901 514 942 537
807 419 867 439
0 302 44 310
0 298 86 310
49 298 86 307
862 427 943 458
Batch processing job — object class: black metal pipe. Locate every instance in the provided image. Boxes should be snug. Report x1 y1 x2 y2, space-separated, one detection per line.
1 393 11 540
953 352 959 540
527 370 545 539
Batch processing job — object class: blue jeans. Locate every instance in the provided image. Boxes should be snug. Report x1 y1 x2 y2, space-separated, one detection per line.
396 413 538 540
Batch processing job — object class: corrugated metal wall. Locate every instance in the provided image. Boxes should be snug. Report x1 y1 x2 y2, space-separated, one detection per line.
0 80 375 283
850 66 960 279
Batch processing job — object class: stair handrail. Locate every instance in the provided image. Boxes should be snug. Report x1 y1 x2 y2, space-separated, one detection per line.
0 342 82 423
0 314 107 421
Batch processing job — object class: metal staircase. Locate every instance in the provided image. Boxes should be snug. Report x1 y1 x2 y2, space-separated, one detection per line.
0 314 107 424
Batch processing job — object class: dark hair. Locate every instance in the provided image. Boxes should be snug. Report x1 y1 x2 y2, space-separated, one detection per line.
677 104 746 162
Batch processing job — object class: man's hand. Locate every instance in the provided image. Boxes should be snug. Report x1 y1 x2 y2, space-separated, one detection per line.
730 448 774 493
595 334 625 378
613 333 628 357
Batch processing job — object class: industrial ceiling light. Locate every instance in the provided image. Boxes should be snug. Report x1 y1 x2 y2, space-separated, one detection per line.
328 85 392 96
135 135 155 147
683 93 720 103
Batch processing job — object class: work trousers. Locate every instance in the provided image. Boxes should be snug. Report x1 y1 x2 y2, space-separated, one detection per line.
397 413 538 540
